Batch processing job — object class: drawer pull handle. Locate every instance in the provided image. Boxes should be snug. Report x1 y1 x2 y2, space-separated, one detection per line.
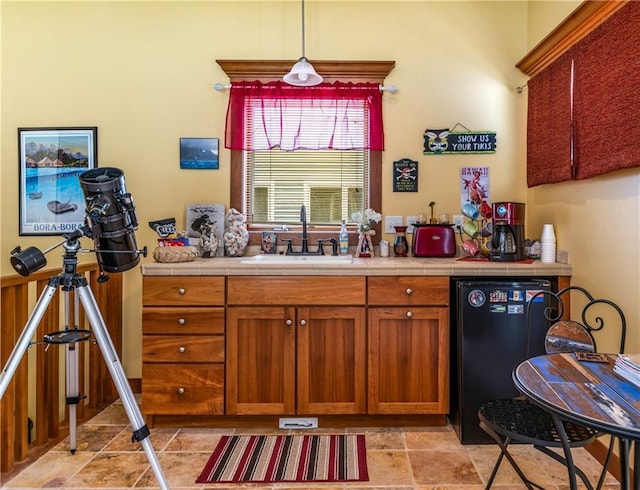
178 346 186 353
177 387 185 395
286 319 293 326
300 319 307 326
178 288 186 295
178 318 186 325
406 288 413 295
406 311 413 318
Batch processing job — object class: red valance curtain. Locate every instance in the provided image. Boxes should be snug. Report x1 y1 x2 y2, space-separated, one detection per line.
224 81 384 151
527 1 640 187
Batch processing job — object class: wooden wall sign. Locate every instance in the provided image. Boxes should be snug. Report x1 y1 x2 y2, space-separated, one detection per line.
423 129 497 155
393 158 418 192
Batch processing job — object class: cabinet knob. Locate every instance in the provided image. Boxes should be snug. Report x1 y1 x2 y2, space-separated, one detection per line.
177 318 186 325
286 319 293 326
178 346 186 353
406 288 413 295
177 387 185 395
300 319 307 326
406 311 413 318
178 288 186 295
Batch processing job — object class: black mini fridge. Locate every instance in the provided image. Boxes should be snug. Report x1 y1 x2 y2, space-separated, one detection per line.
450 279 551 444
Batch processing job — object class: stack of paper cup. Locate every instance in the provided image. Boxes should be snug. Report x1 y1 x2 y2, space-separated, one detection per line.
540 224 556 263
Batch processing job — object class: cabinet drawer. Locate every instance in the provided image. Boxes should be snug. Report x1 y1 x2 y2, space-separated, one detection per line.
368 276 449 306
143 276 225 306
143 335 224 362
228 276 366 305
142 307 224 334
142 364 224 415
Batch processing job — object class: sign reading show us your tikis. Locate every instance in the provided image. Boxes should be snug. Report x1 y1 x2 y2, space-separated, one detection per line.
423 129 497 155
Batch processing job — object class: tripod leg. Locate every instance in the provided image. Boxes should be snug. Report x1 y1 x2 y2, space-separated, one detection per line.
66 341 79 454
76 284 170 490
0 284 57 399
65 291 82 454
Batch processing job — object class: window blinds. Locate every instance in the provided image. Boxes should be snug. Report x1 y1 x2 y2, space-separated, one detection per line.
527 1 640 187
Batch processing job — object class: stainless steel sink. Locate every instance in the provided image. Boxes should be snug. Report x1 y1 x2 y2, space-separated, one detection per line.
241 254 353 265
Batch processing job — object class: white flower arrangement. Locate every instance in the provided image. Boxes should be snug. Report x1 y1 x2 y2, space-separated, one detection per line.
351 208 382 233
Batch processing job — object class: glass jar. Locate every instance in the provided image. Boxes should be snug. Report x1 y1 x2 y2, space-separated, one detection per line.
393 225 409 257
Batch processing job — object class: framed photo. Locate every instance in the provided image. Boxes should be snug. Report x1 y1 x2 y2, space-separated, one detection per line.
18 127 98 236
186 204 225 256
180 138 219 169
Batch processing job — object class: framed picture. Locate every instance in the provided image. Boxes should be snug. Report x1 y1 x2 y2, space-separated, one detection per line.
18 127 98 236
186 204 225 256
180 138 219 169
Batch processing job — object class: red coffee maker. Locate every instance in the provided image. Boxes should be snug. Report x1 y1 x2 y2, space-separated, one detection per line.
489 202 527 262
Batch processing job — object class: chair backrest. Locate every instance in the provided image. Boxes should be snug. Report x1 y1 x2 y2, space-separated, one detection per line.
525 285 626 357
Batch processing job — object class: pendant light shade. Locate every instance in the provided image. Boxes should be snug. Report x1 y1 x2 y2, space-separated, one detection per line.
284 0 323 86
283 57 323 86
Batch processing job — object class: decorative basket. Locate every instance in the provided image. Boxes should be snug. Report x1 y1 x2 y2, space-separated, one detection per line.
152 246 199 263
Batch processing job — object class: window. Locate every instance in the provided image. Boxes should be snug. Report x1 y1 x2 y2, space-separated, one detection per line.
518 1 639 186
248 149 366 224
217 59 394 239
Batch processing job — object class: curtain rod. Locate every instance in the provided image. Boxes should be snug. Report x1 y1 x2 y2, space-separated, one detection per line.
213 82 398 93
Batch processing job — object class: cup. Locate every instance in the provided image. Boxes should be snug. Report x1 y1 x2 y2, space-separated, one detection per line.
462 220 479 238
462 239 480 257
416 212 427 224
541 224 556 242
439 213 451 224
461 203 480 220
480 238 492 257
480 221 493 237
379 240 390 257
479 200 492 219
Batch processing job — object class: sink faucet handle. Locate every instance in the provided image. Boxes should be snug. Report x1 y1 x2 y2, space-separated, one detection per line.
328 237 338 256
316 239 327 255
280 238 294 254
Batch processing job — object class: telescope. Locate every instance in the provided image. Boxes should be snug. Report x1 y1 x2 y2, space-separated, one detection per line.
3 166 168 488
10 167 146 277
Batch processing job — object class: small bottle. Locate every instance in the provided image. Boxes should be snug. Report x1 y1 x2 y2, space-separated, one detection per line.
339 220 349 255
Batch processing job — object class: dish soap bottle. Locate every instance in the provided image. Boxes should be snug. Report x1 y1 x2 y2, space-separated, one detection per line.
339 220 349 255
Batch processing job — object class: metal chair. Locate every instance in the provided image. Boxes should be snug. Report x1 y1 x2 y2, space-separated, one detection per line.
477 286 627 490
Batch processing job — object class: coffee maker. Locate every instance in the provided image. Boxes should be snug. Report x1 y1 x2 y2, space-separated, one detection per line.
489 202 527 262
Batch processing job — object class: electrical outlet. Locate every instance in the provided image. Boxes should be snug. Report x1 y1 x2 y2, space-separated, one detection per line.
406 216 417 233
385 215 403 233
453 215 464 233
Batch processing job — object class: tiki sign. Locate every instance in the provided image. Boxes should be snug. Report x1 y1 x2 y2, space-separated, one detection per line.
423 129 497 155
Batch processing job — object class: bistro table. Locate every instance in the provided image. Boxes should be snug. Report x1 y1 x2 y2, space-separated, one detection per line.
513 353 640 490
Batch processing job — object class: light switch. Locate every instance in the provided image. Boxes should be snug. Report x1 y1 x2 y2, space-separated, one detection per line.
385 215 403 233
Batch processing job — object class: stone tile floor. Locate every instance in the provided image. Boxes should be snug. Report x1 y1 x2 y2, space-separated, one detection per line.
1 400 618 489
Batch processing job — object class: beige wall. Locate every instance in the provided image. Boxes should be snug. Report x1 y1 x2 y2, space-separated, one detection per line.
1 1 636 376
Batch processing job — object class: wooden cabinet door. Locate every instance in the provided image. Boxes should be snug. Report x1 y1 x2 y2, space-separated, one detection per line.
368 307 449 414
297 307 366 415
226 306 295 415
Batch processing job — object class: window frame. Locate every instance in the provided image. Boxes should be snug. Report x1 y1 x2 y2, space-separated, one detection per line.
218 59 394 245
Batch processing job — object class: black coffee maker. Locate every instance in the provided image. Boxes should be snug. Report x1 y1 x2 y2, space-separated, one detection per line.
489 202 527 262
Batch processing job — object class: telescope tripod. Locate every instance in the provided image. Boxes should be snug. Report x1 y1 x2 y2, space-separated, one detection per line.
0 239 170 489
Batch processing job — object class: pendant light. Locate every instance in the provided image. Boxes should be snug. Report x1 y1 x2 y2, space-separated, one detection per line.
283 0 323 86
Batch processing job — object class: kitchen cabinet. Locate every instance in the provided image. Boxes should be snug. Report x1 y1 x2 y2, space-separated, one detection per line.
141 276 225 423
226 276 366 416
367 276 449 414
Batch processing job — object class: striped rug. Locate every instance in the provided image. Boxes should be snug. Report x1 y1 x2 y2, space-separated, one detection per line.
196 434 369 483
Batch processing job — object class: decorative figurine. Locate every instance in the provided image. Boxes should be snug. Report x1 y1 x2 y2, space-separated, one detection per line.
199 219 218 258
223 208 249 257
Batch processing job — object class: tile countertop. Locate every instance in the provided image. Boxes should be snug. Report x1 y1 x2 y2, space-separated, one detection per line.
140 256 572 277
